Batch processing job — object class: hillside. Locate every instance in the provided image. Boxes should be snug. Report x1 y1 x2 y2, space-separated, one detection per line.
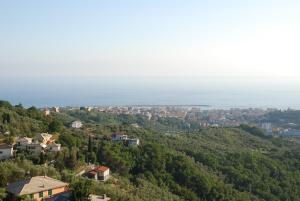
0 101 300 200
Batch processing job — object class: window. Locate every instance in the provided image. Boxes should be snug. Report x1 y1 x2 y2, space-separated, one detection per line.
39 191 43 198
30 194 34 199
48 189 52 196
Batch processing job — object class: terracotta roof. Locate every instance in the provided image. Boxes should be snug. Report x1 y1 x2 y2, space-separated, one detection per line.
94 166 109 172
7 176 68 196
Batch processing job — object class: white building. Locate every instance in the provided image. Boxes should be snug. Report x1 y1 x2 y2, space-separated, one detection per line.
128 138 140 146
86 166 110 181
52 107 60 113
16 134 61 155
111 133 140 146
43 108 50 116
26 143 47 154
90 194 110 201
0 144 13 160
16 137 33 150
112 134 128 141
48 143 61 152
71 121 83 128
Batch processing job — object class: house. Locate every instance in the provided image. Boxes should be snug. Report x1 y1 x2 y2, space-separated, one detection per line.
85 166 110 181
111 134 128 141
43 108 51 116
90 194 111 201
48 143 61 152
16 134 61 155
7 176 69 201
26 143 47 154
71 121 83 129
16 137 33 150
52 107 60 113
128 138 140 146
111 134 140 146
0 143 13 160
37 133 53 144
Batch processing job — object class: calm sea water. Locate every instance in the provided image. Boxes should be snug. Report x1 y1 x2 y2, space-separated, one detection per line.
1 76 300 109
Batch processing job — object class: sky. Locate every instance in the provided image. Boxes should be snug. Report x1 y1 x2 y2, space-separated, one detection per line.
1 0 300 77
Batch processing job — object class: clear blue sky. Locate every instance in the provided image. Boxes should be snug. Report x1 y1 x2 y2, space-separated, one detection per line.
1 0 300 77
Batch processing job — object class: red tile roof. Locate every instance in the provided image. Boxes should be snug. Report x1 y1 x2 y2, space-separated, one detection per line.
94 166 109 172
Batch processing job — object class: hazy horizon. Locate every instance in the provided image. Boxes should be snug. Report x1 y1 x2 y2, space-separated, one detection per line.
1 76 300 109
1 1 300 108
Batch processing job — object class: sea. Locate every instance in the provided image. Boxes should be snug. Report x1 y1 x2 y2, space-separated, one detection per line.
1 76 300 109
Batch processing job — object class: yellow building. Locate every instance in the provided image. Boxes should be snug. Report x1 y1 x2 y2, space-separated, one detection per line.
7 176 69 201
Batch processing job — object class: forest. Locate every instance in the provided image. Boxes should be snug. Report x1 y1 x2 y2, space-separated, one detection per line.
0 100 300 201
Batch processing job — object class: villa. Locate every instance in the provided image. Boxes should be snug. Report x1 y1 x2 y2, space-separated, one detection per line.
85 166 110 181
7 176 69 201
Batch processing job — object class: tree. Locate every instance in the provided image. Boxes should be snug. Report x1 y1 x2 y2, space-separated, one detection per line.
0 187 7 201
48 120 64 133
88 136 92 152
39 152 45 164
66 147 78 169
70 179 92 201
2 113 11 124
0 100 12 109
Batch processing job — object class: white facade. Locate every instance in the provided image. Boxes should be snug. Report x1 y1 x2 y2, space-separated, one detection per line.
90 194 110 201
48 143 61 152
26 143 46 154
16 135 61 154
112 134 128 141
16 137 33 150
52 107 60 113
0 144 13 160
44 109 50 116
128 138 140 146
71 121 83 128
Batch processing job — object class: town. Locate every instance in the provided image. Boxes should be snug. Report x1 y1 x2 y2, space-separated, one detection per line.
44 105 300 137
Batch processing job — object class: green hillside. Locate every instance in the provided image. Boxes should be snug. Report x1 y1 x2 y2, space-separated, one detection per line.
0 101 300 201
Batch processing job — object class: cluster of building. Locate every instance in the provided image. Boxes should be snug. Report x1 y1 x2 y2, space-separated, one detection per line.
0 133 61 160
96 106 190 120
16 133 61 154
111 133 140 146
61 105 277 128
6 176 110 201
43 107 60 116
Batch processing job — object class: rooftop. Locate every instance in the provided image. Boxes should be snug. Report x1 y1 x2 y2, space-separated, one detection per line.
94 166 109 172
7 176 69 196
